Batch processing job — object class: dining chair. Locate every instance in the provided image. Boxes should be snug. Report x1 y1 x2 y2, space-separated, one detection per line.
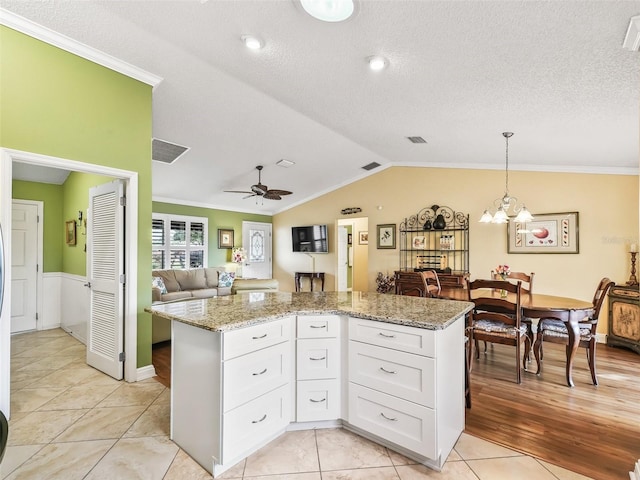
491 271 535 293
419 270 442 298
533 277 613 385
467 279 530 384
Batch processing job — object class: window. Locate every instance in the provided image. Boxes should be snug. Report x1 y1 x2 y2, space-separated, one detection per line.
152 214 208 269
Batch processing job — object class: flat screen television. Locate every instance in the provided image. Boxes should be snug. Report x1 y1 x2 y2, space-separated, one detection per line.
292 225 328 253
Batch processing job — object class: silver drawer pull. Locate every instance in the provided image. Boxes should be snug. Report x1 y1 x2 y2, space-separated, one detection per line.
310 356 327 361
310 324 327 329
380 412 398 422
252 333 267 340
252 368 267 376
378 332 396 338
379 367 397 374
310 398 327 403
252 414 267 424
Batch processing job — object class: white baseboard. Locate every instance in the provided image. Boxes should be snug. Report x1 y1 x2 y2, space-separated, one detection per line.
137 364 157 382
596 333 606 344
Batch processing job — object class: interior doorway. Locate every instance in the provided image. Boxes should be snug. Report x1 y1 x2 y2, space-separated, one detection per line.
336 217 368 292
0 148 140 417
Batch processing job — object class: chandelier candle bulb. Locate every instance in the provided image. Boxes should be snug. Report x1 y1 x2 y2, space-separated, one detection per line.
631 244 638 253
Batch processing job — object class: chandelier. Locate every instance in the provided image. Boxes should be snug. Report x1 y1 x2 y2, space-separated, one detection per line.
479 132 533 224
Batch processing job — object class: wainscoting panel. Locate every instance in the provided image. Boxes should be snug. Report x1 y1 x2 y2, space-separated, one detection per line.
41 273 62 330
61 273 90 345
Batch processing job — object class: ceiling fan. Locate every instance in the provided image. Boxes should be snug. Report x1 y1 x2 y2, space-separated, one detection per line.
224 165 293 200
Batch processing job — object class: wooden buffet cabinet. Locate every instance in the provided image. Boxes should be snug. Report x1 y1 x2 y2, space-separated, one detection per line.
607 284 640 355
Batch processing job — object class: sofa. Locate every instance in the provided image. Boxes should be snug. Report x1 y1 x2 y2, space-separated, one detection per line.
151 267 279 343
151 267 279 303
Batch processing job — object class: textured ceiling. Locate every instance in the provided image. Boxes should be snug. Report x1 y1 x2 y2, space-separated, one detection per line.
3 1 639 214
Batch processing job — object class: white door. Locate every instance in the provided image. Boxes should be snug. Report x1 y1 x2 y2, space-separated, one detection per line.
337 226 348 291
242 221 272 279
86 180 125 380
11 202 38 333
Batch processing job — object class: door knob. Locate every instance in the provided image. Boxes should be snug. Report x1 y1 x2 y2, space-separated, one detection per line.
83 282 92 288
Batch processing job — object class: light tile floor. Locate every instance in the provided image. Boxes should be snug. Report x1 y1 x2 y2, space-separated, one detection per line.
2 329 593 479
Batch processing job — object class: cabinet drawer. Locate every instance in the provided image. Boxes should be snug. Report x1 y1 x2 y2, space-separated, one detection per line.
223 317 291 361
296 379 340 422
297 338 339 380
222 383 290 464
297 315 340 338
223 342 291 412
349 317 435 357
349 341 435 408
348 383 436 460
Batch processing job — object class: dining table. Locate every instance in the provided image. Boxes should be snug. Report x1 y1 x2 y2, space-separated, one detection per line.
439 287 594 387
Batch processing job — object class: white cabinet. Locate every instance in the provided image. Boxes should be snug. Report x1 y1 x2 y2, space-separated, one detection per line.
296 315 340 422
347 316 464 470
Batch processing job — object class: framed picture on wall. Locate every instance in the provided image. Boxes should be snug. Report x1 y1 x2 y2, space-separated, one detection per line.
507 211 579 254
347 233 352 245
376 224 396 249
218 228 234 249
359 231 368 245
65 220 76 245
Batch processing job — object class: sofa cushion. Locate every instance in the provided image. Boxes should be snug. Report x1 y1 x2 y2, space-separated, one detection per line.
154 270 180 293
161 291 193 302
152 276 168 294
217 286 232 296
192 288 219 299
204 267 224 288
174 269 207 291
218 271 235 288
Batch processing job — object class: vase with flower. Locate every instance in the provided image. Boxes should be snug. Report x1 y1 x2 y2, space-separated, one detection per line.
232 247 247 278
495 264 511 298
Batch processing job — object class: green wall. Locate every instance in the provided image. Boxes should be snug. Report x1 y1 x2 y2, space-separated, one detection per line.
1 27 154 367
153 202 272 267
12 180 64 272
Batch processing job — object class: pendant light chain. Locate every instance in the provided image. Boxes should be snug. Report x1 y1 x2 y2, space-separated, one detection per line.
504 133 509 196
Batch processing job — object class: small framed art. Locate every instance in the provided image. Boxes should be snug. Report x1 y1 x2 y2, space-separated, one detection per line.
376 224 396 249
218 229 234 249
507 211 579 254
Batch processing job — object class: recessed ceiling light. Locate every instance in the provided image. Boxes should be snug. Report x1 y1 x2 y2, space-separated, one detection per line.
241 35 264 50
300 0 354 22
367 56 388 71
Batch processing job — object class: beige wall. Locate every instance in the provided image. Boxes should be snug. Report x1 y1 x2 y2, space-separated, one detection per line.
274 166 639 334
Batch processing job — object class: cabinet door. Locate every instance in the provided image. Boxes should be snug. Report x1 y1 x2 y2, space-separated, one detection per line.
348 383 436 459
349 340 435 408
297 338 339 380
223 341 291 412
349 317 435 357
296 379 340 422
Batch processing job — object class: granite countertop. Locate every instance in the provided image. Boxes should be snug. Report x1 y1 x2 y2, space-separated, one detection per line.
145 291 473 332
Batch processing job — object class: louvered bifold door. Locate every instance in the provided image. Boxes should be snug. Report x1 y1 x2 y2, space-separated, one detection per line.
86 180 125 380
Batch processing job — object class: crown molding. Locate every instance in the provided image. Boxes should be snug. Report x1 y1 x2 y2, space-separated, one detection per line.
0 8 163 87
623 15 640 52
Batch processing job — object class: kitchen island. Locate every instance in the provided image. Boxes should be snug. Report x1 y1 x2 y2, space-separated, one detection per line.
146 291 473 477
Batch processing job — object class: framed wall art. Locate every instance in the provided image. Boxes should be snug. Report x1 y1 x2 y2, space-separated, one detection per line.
65 220 76 245
218 228 234 249
358 231 368 245
376 224 396 249
507 211 579 254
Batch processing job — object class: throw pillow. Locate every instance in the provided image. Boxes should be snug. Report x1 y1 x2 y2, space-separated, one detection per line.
218 271 235 288
152 276 168 294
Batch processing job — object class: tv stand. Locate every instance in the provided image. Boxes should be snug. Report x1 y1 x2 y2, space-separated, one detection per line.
295 272 325 292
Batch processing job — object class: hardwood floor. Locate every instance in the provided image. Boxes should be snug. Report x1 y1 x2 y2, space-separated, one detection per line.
466 341 640 480
152 339 640 479
152 340 171 388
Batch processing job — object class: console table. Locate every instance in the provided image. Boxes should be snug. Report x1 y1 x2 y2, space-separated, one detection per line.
295 272 325 292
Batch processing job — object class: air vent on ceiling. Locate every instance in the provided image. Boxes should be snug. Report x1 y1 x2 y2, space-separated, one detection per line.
361 162 381 171
406 136 427 144
152 138 190 164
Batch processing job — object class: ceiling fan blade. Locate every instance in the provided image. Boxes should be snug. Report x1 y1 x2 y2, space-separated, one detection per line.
263 192 282 200
224 190 254 194
267 189 292 196
242 193 258 200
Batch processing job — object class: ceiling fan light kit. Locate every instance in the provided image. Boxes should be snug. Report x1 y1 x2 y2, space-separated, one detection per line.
224 165 293 201
300 0 355 22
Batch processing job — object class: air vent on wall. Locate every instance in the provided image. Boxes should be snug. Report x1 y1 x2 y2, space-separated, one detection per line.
152 138 190 164
407 136 427 144
361 162 381 171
